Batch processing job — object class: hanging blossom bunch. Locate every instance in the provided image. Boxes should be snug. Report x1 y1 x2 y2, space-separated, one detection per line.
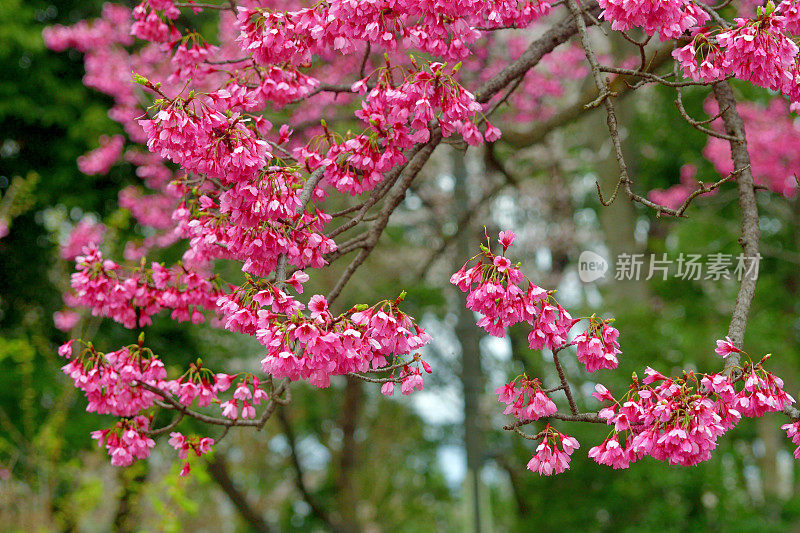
598 0 709 40
671 2 800 106
77 134 125 176
237 0 551 66
590 348 794 469
455 233 796 475
299 59 492 196
59 334 269 466
70 245 221 328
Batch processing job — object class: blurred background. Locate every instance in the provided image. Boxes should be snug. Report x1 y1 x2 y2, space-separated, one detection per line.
2 1 800 531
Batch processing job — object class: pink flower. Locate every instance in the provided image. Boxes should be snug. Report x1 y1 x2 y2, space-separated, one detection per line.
401 370 424 395
715 337 740 358
591 383 615 402
588 435 630 469
58 339 75 358
498 230 516 249
308 294 329 320
485 121 502 142
575 321 621 373
381 382 395 396
527 430 580 476
493 255 511 272
54 310 80 331
221 400 238 420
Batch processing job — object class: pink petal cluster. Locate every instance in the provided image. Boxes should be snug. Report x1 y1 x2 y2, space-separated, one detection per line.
92 416 155 467
575 319 622 373
598 0 709 40
131 0 179 43
451 231 549 337
527 428 580 476
495 377 558 421
300 63 487 197
77 135 125 175
254 294 431 388
237 1 550 67
70 246 220 328
591 358 795 469
61 344 166 416
674 11 800 106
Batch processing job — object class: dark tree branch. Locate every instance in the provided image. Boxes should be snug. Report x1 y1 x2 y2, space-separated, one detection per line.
206 452 273 533
276 408 345 531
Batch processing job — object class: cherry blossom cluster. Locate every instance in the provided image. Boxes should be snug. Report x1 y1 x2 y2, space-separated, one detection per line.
168 432 215 476
598 0 709 40
59 336 268 470
450 230 548 337
452 231 624 374
138 93 271 185
70 245 220 328
77 134 125 176
673 6 800 106
574 316 621 373
256 292 432 388
495 376 558 421
527 426 581 475
132 0 180 43
590 352 794 469
59 338 166 417
301 61 492 196
92 416 155 467
237 0 551 67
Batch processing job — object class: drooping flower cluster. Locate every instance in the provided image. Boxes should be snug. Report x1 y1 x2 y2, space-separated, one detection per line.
92 416 155 467
574 317 621 373
168 432 215 476
237 0 551 67
495 376 558 421
139 97 271 185
257 292 432 388
218 375 269 421
527 426 580 476
590 352 795 469
301 62 489 197
598 0 709 40
176 168 336 276
673 7 800 105
60 339 166 417
70 245 220 328
451 231 549 337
